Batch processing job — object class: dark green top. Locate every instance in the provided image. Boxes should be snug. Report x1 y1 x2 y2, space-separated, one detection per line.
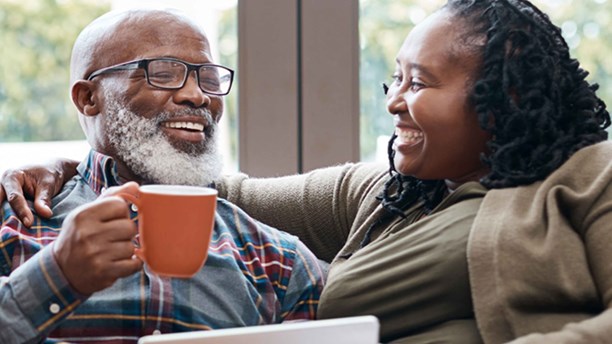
218 163 487 343
319 181 486 343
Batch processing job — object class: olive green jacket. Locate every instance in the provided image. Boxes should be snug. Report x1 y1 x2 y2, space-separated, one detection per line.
217 140 612 343
470 140 612 343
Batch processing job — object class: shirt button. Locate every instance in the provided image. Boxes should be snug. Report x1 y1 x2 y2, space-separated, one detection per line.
49 303 60 314
130 203 138 212
153 329 162 335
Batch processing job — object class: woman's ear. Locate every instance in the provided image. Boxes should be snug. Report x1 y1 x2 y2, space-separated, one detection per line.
71 80 100 117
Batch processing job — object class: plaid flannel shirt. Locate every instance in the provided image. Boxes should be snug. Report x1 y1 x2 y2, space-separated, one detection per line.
0 150 325 343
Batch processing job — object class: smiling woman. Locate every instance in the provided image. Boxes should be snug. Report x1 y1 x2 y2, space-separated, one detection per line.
359 0 612 162
384 9 491 184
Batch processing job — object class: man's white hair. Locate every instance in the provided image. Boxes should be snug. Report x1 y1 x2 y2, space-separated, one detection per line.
103 90 223 186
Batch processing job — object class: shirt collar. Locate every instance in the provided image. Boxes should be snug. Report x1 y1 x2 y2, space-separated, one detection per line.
76 150 121 196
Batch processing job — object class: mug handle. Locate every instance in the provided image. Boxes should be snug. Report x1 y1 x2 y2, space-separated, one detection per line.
115 191 145 262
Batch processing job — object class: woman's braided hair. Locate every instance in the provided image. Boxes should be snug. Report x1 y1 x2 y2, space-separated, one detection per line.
377 0 610 223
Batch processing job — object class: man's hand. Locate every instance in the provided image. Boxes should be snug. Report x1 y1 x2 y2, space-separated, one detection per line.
0 159 79 227
53 182 143 295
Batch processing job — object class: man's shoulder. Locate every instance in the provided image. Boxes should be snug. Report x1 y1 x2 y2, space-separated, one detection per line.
210 198 309 283
0 180 86 274
0 175 95 230
49 175 97 220
214 197 300 247
1 176 87 232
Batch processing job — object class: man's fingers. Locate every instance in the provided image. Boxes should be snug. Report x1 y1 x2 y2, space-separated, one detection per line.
102 182 140 198
76 197 131 223
99 218 138 243
106 240 140 262
113 256 144 278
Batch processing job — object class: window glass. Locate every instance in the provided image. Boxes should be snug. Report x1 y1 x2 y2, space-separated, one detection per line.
359 0 612 163
0 0 238 173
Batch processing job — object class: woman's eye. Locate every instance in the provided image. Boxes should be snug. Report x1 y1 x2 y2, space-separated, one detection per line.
391 74 402 84
389 74 425 91
409 80 425 91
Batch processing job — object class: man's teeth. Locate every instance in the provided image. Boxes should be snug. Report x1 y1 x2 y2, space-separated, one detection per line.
396 129 423 143
163 122 204 131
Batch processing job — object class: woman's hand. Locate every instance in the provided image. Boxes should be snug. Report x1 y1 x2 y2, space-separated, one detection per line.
0 158 79 227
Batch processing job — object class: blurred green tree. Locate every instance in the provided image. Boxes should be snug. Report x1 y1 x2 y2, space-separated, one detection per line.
0 0 110 142
218 6 239 171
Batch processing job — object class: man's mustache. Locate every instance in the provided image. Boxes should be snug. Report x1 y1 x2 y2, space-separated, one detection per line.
156 109 215 124
155 109 217 135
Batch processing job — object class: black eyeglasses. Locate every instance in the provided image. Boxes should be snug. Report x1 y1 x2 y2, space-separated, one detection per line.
87 58 234 96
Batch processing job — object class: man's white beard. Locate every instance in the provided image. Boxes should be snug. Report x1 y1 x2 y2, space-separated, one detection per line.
103 97 223 186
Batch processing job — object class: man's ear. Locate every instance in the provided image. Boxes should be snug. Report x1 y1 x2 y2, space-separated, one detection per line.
71 80 100 117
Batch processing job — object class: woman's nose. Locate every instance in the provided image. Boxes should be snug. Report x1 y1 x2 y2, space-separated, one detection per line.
385 84 407 115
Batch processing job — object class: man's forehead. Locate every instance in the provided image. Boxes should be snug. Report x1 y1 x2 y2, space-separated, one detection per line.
114 12 209 47
102 12 212 64
72 8 212 80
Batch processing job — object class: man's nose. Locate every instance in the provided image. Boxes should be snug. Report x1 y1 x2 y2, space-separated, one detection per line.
173 70 210 108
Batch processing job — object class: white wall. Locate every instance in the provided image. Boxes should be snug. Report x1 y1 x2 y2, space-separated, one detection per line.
0 140 90 175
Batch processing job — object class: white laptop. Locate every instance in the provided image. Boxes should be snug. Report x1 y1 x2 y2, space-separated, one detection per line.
137 315 379 344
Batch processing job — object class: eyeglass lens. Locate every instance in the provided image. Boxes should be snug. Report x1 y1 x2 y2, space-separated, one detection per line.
147 60 231 94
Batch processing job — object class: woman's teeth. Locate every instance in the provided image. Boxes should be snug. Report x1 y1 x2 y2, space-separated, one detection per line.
163 122 204 131
396 128 423 143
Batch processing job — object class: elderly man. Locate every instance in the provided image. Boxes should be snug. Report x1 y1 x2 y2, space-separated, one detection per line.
0 8 325 343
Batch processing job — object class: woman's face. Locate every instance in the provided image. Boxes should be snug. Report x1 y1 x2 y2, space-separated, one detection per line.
386 10 491 187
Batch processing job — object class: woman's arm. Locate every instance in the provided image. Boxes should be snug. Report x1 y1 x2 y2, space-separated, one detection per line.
0 158 78 227
216 162 388 262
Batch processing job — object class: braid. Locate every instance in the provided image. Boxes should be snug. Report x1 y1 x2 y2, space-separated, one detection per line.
365 135 446 247
446 0 610 188
380 133 446 216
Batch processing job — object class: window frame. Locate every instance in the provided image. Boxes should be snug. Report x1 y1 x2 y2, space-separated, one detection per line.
237 0 359 176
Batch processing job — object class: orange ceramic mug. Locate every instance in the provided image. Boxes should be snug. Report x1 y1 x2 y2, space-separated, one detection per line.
118 185 217 278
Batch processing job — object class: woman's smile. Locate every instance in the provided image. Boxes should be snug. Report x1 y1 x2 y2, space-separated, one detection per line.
394 126 424 148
